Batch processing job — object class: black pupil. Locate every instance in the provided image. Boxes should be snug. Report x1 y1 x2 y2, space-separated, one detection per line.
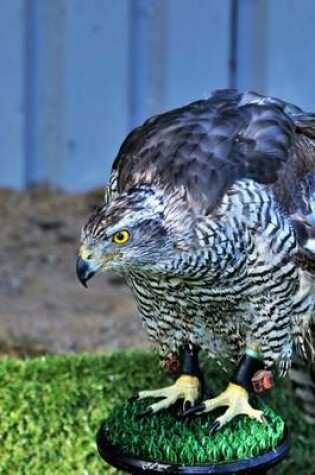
117 233 125 241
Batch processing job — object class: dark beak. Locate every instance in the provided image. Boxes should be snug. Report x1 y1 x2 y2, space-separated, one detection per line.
76 256 96 288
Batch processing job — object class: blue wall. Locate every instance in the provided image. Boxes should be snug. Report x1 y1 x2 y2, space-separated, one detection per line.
1 0 315 191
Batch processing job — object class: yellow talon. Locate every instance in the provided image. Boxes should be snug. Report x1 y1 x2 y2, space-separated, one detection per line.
132 374 201 415
185 382 266 431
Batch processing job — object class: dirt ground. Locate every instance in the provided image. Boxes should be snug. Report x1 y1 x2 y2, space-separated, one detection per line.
0 185 149 357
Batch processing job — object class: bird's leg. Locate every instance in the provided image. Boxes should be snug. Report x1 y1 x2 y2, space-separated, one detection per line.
184 346 270 432
130 344 203 418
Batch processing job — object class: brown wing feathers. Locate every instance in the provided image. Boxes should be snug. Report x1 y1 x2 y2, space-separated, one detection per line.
112 90 298 212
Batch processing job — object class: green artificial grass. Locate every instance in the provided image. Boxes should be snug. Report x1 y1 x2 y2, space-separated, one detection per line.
105 400 284 465
0 351 313 474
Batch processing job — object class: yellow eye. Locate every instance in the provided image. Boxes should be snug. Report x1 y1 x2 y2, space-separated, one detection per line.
112 230 130 245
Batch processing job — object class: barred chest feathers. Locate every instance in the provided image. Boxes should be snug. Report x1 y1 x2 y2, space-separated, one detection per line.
127 180 311 373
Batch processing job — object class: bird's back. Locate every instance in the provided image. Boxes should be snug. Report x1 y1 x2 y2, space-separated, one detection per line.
110 89 315 216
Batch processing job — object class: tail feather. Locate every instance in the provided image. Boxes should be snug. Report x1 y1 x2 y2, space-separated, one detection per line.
290 323 315 424
290 357 315 423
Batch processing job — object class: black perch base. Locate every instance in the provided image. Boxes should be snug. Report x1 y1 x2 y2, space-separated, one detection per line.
97 425 290 475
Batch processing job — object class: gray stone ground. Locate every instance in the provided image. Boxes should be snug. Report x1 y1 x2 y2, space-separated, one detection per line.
0 185 149 356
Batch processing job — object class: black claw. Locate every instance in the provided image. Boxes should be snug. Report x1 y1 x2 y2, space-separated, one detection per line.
182 402 206 418
209 420 221 435
260 414 269 425
183 400 192 412
136 407 153 420
129 393 140 402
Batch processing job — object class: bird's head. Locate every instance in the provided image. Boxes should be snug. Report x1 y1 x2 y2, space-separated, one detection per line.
76 187 182 286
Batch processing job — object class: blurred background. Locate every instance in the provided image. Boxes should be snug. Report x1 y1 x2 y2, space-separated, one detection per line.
1 0 315 356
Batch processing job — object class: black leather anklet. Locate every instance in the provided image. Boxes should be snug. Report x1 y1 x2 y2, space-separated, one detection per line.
231 349 264 391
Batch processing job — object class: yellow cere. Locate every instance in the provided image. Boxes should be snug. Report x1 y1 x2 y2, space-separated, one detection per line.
113 230 130 244
79 245 92 260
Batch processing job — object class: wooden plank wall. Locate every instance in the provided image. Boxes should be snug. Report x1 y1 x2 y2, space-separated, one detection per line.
0 1 25 189
0 0 315 191
236 0 315 109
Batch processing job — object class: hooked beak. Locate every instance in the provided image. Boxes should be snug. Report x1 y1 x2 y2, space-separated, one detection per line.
76 246 99 288
76 256 96 288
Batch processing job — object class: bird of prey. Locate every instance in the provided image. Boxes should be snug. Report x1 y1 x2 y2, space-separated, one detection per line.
77 90 315 431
